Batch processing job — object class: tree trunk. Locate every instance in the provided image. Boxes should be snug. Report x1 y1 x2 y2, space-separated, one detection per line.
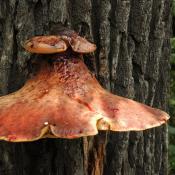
0 0 171 175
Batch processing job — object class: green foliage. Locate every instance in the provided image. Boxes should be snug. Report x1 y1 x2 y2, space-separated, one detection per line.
169 125 175 173
169 36 175 173
173 0 175 17
169 2 175 171
169 144 175 171
169 125 175 135
170 37 175 115
171 38 175 57
170 38 175 117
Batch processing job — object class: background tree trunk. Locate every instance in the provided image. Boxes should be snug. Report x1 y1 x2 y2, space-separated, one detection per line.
0 0 171 175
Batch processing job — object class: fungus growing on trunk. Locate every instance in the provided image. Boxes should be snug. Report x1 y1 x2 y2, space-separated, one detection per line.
0 29 169 142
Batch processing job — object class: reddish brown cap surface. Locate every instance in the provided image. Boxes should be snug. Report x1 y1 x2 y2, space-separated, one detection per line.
65 35 97 53
24 36 68 54
0 59 169 142
24 33 96 54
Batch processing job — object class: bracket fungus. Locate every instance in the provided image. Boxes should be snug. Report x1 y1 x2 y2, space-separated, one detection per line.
0 29 169 142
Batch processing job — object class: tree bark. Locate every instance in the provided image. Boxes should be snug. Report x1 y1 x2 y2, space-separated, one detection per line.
0 0 171 175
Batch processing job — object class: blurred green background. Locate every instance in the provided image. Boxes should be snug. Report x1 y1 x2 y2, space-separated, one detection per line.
169 1 175 173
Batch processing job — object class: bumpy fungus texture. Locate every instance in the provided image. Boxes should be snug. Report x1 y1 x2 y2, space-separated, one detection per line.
0 30 169 142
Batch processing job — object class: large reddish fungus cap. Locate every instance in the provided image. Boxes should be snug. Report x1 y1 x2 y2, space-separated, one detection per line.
0 32 169 142
0 58 169 142
24 30 96 54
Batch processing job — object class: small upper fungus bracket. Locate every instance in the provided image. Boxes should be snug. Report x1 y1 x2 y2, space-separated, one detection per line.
24 36 68 54
24 29 96 54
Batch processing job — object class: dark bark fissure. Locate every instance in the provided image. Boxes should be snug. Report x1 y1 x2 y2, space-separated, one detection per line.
0 0 171 175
